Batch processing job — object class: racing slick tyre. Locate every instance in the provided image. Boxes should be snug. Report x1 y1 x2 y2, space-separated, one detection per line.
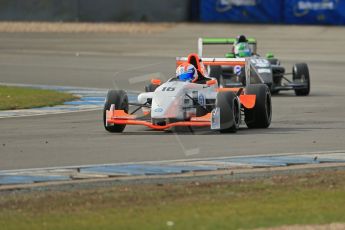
293 63 310 96
103 90 128 133
216 91 241 133
209 66 223 86
244 84 272 129
145 83 159 92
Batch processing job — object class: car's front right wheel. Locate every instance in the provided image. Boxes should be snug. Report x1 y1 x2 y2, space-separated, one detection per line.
216 91 241 133
103 90 128 133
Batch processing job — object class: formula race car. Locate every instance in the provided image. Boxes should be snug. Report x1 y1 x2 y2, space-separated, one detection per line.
103 54 271 133
199 37 310 96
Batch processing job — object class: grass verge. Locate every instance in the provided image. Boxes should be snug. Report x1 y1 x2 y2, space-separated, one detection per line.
0 85 76 110
1 170 345 230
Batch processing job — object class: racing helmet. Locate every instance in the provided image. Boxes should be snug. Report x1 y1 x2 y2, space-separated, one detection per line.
176 63 198 82
236 35 248 43
234 42 252 57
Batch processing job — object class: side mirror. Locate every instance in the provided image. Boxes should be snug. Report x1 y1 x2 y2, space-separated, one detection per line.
151 79 161 85
225 52 235 58
206 79 217 86
266 52 274 59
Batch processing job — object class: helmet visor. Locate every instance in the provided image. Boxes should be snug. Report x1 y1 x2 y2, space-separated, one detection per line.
179 72 194 81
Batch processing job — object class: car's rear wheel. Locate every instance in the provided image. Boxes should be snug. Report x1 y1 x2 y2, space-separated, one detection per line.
103 90 128 133
216 91 241 133
244 84 271 128
293 63 310 96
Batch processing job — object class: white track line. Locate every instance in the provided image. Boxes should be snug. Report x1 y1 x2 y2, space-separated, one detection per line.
1 149 344 174
0 107 102 119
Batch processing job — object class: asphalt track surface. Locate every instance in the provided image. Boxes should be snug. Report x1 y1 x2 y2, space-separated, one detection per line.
0 24 345 170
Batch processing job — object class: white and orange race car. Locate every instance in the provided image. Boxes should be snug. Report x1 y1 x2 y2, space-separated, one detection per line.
103 53 271 133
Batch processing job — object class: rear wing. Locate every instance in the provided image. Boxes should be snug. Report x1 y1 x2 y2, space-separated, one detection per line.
176 57 246 67
198 37 257 57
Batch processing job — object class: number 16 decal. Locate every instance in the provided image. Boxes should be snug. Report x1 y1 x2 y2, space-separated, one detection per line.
161 87 175 91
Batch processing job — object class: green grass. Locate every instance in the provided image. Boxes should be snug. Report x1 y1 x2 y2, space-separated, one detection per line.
1 171 345 230
0 85 76 110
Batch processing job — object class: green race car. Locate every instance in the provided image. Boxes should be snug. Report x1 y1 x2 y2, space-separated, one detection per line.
199 37 310 96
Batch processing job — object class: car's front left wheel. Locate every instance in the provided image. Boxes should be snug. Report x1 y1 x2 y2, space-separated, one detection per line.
293 63 310 96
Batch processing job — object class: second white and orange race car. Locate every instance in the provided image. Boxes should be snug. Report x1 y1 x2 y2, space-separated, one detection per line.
103 54 271 133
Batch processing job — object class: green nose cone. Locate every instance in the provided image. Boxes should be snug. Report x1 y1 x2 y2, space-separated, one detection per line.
266 52 275 58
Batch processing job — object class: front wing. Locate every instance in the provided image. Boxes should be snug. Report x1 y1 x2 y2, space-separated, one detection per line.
106 109 211 130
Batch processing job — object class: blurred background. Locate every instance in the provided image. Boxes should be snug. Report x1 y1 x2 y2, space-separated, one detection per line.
0 0 344 25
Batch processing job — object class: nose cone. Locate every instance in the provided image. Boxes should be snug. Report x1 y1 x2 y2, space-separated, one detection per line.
150 81 188 119
151 96 179 119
